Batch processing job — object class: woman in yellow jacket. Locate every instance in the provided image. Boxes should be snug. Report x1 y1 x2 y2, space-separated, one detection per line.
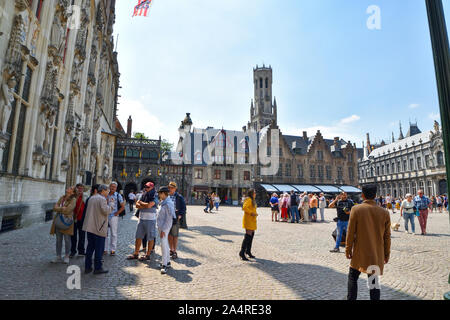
239 189 258 261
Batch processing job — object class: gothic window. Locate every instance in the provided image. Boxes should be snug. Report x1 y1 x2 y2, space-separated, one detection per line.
277 164 283 177
410 158 414 171
397 161 401 173
326 166 332 180
298 164 304 178
279 147 283 157
337 167 343 180
437 151 444 166
286 163 292 177
317 165 324 179
381 165 385 175
265 78 268 89
376 166 380 175
427 180 433 197
386 164 390 174
392 162 395 173
348 167 354 181
347 153 353 162
403 159 407 172
260 78 263 89
317 151 323 160
417 157 422 170
425 155 430 168
310 165 315 178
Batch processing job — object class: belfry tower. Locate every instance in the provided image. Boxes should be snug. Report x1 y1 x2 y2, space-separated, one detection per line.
247 65 277 132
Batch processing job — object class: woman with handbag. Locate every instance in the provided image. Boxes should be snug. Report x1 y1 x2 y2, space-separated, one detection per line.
50 186 77 264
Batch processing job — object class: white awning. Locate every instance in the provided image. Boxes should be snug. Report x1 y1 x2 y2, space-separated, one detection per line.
290 185 322 193
272 184 296 193
259 184 279 192
338 186 362 193
314 185 341 193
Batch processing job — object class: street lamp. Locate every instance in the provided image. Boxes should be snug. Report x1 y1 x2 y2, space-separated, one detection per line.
425 0 450 299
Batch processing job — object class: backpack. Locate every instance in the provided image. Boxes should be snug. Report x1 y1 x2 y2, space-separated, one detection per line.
117 193 126 218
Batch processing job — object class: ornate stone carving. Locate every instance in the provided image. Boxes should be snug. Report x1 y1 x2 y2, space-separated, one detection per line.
96 3 105 32
40 60 59 110
3 14 26 77
0 76 17 134
71 53 83 91
48 12 66 62
15 0 30 12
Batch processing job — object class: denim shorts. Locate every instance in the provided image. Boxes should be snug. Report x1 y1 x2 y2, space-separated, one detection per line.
136 219 156 240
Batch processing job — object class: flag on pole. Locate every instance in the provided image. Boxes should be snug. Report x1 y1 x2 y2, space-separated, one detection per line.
132 0 152 17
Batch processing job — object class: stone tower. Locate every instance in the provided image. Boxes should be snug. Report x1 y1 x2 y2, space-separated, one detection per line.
247 65 277 132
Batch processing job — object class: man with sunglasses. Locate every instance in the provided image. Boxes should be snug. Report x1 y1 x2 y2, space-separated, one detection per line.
127 182 157 261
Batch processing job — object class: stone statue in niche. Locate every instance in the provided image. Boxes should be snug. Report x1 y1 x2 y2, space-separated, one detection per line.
44 109 57 152
49 13 66 59
102 163 109 181
71 53 83 88
0 76 17 134
35 108 47 152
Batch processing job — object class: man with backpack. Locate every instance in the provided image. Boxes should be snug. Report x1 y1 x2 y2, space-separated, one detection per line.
105 182 125 256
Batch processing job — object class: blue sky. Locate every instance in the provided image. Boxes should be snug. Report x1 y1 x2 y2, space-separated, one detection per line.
113 0 450 148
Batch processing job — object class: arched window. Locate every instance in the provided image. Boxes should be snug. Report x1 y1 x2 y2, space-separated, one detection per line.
437 151 444 166
260 78 263 89
265 78 268 89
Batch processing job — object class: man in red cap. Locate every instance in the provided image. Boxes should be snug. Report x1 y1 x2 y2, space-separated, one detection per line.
127 181 157 261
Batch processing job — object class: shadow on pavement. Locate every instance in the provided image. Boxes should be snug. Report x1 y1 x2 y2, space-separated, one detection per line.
247 258 421 300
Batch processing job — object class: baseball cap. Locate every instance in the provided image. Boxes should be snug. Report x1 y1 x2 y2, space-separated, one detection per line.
144 182 154 188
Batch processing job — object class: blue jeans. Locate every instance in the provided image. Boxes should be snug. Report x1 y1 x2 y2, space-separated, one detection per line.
290 206 300 223
335 220 348 249
85 232 106 271
403 212 415 233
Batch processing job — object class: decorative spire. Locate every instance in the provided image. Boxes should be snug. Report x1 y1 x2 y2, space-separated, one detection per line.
398 121 404 140
392 132 395 143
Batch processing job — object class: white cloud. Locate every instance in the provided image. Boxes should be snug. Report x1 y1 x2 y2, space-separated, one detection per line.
117 99 180 144
409 104 420 109
428 112 440 120
282 115 363 145
339 115 360 124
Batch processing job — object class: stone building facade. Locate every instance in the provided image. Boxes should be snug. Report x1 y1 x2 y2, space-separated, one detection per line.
358 121 447 198
172 66 362 206
112 116 162 200
0 0 120 230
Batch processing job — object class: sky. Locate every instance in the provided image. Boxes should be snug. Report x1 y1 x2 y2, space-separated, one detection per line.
113 0 450 149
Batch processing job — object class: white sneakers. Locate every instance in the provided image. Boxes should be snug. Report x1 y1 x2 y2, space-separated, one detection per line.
404 231 409 234
51 256 63 263
51 256 70 263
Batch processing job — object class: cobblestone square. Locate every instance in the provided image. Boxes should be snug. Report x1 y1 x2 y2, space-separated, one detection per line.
0 206 449 300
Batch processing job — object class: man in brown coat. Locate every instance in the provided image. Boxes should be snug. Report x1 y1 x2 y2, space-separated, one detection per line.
345 184 391 300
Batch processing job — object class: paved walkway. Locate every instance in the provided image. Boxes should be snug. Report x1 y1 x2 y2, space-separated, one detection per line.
0 205 449 300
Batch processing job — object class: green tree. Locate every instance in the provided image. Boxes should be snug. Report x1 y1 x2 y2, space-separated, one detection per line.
133 132 148 139
161 139 174 153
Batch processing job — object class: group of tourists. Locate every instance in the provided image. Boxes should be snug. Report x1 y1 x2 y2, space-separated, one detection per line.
49 180 186 275
203 192 220 213
238 185 391 300
376 193 448 214
268 191 327 223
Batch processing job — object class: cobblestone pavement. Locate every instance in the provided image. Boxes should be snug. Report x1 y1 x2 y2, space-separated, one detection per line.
0 205 449 300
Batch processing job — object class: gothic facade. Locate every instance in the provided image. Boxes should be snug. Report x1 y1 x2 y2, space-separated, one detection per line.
358 121 447 198
0 0 120 230
173 66 362 206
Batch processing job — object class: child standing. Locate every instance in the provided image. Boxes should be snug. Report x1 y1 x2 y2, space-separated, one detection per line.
156 186 175 274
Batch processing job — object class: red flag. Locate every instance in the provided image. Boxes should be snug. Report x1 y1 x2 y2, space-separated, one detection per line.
133 0 152 17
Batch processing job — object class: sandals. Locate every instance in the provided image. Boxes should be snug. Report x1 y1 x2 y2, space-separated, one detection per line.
172 251 178 259
126 253 139 260
139 254 151 261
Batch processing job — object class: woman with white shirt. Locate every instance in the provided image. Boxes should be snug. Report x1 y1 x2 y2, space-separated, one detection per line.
400 193 416 235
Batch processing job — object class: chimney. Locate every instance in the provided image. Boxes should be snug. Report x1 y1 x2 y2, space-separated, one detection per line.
127 116 132 138
303 131 308 140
